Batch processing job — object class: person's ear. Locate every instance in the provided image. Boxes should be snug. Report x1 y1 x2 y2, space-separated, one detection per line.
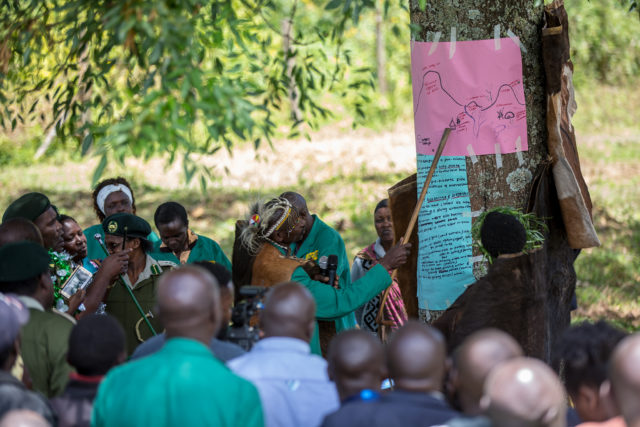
578 384 599 412
305 319 315 343
131 238 141 249
272 230 286 244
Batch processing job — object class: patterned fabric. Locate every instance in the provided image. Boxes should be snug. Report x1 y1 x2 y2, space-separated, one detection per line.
354 241 407 332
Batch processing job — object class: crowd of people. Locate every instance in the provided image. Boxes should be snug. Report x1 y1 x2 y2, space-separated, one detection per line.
0 177 638 427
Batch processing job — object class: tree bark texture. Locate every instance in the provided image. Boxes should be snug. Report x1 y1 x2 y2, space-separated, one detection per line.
394 0 581 363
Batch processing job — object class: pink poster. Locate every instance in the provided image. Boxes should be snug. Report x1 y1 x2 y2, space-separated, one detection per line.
412 38 528 157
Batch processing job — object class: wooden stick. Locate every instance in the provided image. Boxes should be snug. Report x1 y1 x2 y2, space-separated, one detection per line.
376 128 451 332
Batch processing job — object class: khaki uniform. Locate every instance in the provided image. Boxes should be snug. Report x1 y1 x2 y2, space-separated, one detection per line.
18 296 74 398
105 254 175 354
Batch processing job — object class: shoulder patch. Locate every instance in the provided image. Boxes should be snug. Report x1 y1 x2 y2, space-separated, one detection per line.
157 260 177 271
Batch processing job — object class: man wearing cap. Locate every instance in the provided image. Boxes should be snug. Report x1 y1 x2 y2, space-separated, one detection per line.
83 177 161 261
0 292 55 424
2 192 63 252
102 213 177 353
0 241 74 398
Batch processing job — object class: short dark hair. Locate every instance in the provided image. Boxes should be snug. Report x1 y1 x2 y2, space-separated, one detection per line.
138 238 152 253
0 346 12 368
67 314 126 376
58 214 76 226
0 276 41 296
480 211 526 258
556 320 627 394
374 199 389 214
92 177 137 222
193 261 231 289
154 202 188 228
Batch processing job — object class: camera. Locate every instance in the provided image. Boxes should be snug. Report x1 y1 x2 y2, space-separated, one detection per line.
226 286 267 351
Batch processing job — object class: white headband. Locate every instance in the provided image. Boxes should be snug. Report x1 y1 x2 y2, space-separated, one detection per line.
96 184 133 214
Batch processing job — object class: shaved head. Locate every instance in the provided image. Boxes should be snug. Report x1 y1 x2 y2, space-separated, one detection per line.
0 218 44 247
610 333 640 425
280 191 307 211
454 328 523 415
387 321 446 393
261 281 316 342
157 266 221 345
482 357 566 427
328 329 385 401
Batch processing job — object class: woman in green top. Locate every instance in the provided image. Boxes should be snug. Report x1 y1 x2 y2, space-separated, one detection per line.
238 197 411 355
83 177 160 260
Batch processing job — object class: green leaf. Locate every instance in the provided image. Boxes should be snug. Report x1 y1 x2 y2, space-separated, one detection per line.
81 132 93 155
325 0 342 10
92 154 108 186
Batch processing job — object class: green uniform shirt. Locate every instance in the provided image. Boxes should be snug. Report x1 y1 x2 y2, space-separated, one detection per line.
18 296 74 398
104 254 176 354
152 233 232 270
291 215 357 332
91 338 264 427
289 262 391 355
83 224 161 261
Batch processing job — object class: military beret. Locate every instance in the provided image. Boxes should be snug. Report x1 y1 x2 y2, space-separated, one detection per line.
0 241 51 282
2 192 52 223
102 213 151 239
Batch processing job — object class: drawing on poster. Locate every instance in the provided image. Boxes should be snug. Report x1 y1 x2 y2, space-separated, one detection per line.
416 155 476 311
412 37 528 157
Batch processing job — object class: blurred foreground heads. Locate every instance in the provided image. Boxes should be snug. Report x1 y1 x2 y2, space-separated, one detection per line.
609 333 640 427
228 281 339 427
92 265 263 427
481 357 567 427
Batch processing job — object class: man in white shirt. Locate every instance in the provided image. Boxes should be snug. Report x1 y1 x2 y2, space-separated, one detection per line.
228 281 339 427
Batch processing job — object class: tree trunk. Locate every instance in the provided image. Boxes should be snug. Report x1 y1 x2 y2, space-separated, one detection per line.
406 0 579 363
375 0 388 94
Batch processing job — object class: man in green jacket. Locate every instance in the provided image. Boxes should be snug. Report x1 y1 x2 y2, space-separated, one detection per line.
0 241 74 397
282 192 357 336
92 266 263 427
152 201 232 269
102 213 176 354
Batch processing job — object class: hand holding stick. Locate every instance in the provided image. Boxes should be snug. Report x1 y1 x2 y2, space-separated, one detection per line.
376 128 451 332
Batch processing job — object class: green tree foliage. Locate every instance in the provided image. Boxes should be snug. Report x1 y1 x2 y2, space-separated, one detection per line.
0 0 389 185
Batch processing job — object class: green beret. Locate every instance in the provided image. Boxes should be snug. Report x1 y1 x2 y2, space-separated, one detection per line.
102 213 151 239
0 241 50 282
2 192 52 223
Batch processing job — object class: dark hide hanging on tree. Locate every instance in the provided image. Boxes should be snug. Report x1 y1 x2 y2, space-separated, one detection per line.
432 164 579 364
542 0 599 249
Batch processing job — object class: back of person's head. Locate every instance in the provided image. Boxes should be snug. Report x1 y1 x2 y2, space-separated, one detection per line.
452 328 523 415
609 333 640 426
556 320 626 422
0 410 50 427
67 314 126 376
261 282 316 342
480 211 527 259
386 320 446 393
0 218 44 247
0 293 29 370
157 265 221 343
192 261 231 289
154 201 188 227
482 357 567 427
327 329 386 401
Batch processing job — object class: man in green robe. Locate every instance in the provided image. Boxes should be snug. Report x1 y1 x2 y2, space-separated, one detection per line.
0 241 74 397
282 192 357 333
101 213 176 354
92 266 263 427
152 201 232 269
83 178 161 261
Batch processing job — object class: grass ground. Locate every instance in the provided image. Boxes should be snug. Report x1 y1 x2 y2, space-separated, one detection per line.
0 82 638 330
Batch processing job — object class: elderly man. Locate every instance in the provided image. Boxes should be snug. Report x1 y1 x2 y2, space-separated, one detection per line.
3 192 63 252
101 213 176 353
229 282 339 427
0 241 74 397
92 266 263 426
482 357 567 427
0 293 55 424
281 192 357 346
153 201 231 268
608 333 640 427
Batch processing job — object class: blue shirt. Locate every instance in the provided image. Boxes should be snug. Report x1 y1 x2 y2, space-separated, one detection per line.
228 337 339 427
